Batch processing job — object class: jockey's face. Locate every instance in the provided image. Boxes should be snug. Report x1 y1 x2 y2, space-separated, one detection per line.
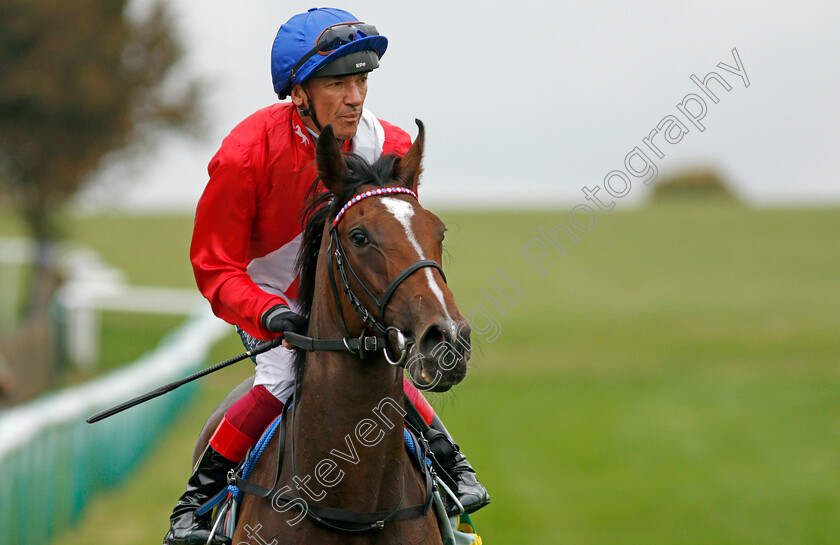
291 73 369 141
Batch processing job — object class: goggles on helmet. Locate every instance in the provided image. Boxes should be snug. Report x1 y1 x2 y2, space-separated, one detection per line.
290 22 380 81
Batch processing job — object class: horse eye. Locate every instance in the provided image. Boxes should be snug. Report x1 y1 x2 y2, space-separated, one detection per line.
349 230 369 247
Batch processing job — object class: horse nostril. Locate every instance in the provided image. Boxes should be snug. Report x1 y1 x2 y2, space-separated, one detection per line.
418 323 446 358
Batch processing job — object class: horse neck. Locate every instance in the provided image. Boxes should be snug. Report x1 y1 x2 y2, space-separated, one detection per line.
290 271 408 510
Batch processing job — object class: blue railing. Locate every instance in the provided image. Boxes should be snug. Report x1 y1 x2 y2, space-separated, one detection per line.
0 308 228 545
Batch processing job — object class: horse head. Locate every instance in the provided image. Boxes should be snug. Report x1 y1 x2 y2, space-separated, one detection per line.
313 120 470 392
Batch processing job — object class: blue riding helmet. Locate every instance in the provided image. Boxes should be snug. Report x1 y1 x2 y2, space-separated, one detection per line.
271 8 388 98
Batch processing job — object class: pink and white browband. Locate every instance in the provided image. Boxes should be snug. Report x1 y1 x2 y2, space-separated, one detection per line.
332 187 418 227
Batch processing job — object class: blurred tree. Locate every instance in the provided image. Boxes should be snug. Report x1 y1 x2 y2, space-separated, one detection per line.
0 0 199 320
649 167 742 205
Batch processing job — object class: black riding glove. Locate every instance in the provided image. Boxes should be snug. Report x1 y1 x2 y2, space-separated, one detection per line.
261 304 308 335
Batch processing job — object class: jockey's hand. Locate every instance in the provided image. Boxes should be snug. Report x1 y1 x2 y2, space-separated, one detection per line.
262 304 308 337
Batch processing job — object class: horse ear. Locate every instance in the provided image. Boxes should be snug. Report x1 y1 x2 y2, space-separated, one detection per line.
315 124 347 195
395 119 424 192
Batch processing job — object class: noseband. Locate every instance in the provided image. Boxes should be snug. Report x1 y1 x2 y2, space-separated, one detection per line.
284 186 446 366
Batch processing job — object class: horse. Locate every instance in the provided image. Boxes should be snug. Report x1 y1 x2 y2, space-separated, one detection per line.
195 120 471 544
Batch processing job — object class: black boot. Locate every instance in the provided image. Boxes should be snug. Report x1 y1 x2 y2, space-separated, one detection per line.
425 415 490 516
162 445 235 545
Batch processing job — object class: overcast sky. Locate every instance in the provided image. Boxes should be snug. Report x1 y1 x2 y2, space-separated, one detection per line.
81 1 840 211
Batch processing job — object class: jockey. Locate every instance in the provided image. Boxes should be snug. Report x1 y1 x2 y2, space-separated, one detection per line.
162 8 489 545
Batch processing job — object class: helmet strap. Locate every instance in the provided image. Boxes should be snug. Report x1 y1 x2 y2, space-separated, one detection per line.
297 84 346 147
299 86 323 132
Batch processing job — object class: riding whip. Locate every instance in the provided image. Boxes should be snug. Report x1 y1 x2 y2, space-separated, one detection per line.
86 336 285 424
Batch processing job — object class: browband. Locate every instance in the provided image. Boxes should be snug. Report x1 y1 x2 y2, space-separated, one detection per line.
332 187 418 227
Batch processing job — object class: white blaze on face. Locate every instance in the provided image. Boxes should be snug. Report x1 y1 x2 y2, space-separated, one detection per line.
380 197 452 322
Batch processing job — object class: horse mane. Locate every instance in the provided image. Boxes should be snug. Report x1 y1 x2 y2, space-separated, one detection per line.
292 151 403 375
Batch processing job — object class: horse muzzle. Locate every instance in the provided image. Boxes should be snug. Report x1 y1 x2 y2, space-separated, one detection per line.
405 319 470 392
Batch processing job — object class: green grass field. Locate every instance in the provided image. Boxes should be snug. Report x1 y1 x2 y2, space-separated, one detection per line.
23 204 840 544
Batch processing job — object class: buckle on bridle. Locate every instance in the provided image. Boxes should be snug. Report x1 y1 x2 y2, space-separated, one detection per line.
341 333 382 358
357 330 376 360
363 336 379 352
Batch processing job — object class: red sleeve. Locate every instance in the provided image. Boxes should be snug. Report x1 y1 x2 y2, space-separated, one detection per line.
190 140 287 341
403 377 435 425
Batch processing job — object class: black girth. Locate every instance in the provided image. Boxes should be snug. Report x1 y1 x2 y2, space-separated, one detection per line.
227 394 437 533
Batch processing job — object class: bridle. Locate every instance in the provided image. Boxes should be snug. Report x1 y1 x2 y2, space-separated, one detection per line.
284 186 446 366
224 186 444 534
